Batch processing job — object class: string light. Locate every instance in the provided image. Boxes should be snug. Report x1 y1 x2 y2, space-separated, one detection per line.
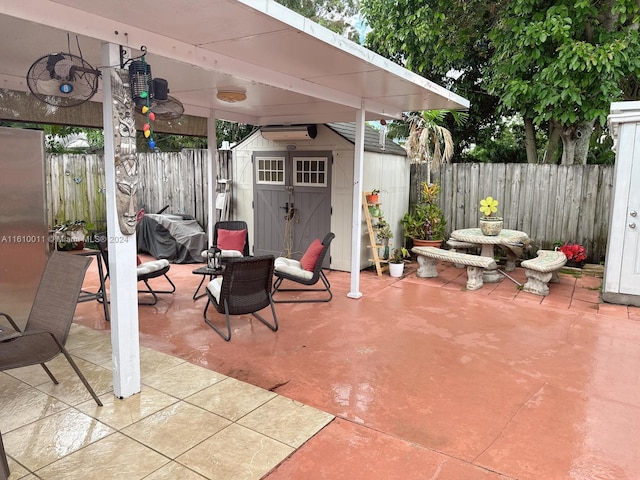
140 54 155 150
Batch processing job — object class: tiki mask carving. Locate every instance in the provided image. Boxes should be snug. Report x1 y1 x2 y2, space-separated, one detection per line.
111 69 139 235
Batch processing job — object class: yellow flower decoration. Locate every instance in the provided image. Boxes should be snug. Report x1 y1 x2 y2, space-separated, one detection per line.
479 196 499 217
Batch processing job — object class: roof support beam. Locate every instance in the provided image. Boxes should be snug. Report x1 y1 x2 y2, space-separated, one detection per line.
101 42 140 399
0 89 210 135
347 101 366 299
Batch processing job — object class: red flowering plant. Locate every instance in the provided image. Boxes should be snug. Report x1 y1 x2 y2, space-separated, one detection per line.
557 243 587 262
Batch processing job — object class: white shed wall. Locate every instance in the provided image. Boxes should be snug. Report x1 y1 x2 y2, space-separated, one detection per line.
232 125 409 272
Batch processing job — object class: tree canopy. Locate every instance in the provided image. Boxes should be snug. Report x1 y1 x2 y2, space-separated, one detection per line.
277 0 359 41
361 0 640 164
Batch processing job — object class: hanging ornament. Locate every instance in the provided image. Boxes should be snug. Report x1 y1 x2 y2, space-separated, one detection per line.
137 52 156 152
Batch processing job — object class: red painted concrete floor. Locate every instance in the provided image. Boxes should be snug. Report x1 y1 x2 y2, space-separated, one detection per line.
75 257 640 480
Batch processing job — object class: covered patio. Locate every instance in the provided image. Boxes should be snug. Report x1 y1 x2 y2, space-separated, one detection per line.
2 259 639 479
0 0 469 400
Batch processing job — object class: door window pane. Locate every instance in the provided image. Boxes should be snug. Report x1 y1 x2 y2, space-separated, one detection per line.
256 157 285 184
293 157 327 187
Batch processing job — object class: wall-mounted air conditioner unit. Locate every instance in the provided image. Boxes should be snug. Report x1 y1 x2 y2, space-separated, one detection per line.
260 124 317 141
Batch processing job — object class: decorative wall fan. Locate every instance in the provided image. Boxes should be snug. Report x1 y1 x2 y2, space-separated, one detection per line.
26 52 100 107
131 75 184 120
136 95 184 120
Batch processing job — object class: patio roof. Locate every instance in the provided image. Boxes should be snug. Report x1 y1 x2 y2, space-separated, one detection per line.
0 0 469 126
0 0 471 399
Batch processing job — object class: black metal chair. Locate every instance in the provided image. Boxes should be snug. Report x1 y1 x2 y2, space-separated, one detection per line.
0 252 103 407
203 255 278 341
272 232 335 303
0 429 9 480
95 232 176 306
202 221 250 268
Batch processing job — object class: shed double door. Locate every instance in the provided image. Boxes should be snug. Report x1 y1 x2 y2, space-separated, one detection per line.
253 151 331 265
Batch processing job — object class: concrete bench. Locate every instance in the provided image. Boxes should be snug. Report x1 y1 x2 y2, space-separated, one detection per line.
412 246 497 291
521 250 567 296
446 239 479 268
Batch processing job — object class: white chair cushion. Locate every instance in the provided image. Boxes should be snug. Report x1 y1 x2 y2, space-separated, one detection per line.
201 249 242 258
220 249 242 258
137 259 170 275
274 257 314 280
206 277 223 303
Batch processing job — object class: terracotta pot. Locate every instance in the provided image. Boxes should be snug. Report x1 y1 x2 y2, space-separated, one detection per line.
412 238 442 248
479 217 503 236
366 194 379 204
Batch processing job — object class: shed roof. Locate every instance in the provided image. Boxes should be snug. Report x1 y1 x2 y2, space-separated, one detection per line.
326 123 407 156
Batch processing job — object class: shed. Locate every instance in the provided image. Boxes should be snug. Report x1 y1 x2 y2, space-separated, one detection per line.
233 123 408 271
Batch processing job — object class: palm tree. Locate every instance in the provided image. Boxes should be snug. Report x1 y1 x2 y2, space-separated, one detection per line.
397 109 467 205
404 110 468 177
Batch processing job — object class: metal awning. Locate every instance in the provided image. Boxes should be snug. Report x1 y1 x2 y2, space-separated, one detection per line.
0 0 468 125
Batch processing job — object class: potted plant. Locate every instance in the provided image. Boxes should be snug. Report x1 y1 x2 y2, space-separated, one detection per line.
376 223 393 243
388 246 410 277
366 189 380 204
401 181 446 247
556 242 587 268
479 196 503 236
52 220 89 251
375 222 393 259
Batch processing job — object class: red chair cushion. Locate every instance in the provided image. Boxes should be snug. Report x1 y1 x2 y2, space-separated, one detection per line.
300 239 323 271
217 228 247 252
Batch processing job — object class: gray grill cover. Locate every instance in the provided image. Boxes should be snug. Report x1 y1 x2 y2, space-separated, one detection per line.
136 214 206 264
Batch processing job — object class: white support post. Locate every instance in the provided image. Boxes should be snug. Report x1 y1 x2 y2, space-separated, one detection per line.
207 111 218 245
101 42 140 398
347 101 366 299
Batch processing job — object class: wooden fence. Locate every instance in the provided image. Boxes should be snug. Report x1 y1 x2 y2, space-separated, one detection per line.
48 152 613 263
425 163 613 263
46 149 233 233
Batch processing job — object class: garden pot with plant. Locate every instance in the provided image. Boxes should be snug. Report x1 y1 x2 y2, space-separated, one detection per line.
479 196 503 236
366 189 380 204
53 220 90 251
556 242 587 268
401 181 446 248
376 221 393 259
388 247 410 277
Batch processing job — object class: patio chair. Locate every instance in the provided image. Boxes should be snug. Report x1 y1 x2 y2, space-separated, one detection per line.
203 255 278 341
95 232 176 306
202 221 250 268
0 429 8 480
272 232 335 303
0 252 103 407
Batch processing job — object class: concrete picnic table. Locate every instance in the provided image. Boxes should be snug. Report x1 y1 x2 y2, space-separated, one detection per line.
450 228 530 282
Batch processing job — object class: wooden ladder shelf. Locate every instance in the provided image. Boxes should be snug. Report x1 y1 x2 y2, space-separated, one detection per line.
363 191 388 276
